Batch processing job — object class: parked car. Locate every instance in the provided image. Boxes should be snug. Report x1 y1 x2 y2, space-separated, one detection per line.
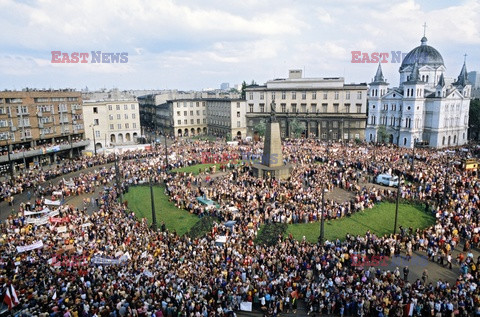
376 174 399 187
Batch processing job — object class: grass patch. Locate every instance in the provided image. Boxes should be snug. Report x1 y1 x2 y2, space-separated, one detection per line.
255 223 288 246
124 185 199 236
186 216 218 239
287 202 434 244
190 135 218 142
172 163 221 175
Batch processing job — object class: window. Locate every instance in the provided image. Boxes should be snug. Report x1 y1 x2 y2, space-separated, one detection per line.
93 107 98 114
323 92 328 100
190 111 193 116
197 119 200 124
322 103 328 112
346 91 350 100
237 111 240 118
249 92 253 100
196 110 200 115
95 131 100 138
312 92 317 100
311 104 317 112
292 92 296 100
178 120 181 125
203 110 206 115
249 104 254 112
237 121 241 127
108 105 113 111
260 93 264 100
333 121 338 128
184 111 187 116
291 104 297 112
109 115 113 120
131 104 135 110
116 105 120 110
124 104 128 110
124 114 128 119
133 123 136 128
271 92 275 100
356 104 362 113
110 124 114 130
301 104 307 112
260 104 265 112
333 104 339 113
203 119 206 124
94 119 99 125
117 114 121 119
132 114 136 119
302 91 306 100
237 102 240 108
117 124 122 129
281 104 286 112
190 119 194 124
344 103 350 113
184 119 187 124
357 91 362 99
125 123 129 129
281 91 286 100
334 91 339 100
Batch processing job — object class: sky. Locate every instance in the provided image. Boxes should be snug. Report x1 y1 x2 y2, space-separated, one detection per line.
0 0 479 91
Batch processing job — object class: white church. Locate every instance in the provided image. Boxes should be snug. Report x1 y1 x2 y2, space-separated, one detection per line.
366 35 471 148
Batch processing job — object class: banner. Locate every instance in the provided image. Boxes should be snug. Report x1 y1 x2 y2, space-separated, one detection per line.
16 240 44 253
240 302 252 312
50 217 70 224
24 208 50 216
44 199 61 206
26 210 59 226
90 256 128 265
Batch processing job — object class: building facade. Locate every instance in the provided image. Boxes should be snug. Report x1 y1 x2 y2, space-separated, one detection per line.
366 36 471 148
245 70 368 141
83 99 141 151
0 89 87 173
157 99 208 138
207 99 247 140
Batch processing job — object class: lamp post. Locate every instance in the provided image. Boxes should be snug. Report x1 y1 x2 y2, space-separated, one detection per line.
6 137 13 181
319 187 326 244
22 145 26 170
114 153 122 203
163 128 169 172
394 174 402 235
411 139 416 172
149 168 157 230
91 124 97 156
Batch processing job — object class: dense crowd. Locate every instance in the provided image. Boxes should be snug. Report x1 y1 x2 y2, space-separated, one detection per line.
1 139 480 316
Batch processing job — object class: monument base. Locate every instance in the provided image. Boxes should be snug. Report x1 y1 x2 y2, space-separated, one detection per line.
251 163 292 180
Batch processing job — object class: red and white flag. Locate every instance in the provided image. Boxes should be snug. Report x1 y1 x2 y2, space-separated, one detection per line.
3 284 19 310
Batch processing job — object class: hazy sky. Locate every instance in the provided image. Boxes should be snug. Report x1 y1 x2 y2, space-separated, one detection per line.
1 0 479 91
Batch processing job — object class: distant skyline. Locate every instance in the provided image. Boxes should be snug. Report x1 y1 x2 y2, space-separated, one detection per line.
1 0 479 91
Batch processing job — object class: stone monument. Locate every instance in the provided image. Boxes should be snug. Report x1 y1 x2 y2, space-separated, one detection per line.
252 101 292 180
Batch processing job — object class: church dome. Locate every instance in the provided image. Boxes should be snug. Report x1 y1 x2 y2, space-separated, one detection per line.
400 37 444 71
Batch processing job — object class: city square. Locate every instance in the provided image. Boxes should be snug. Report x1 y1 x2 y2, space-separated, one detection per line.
1 1 480 316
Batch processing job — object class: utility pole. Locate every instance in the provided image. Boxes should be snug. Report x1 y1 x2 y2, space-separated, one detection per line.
164 128 169 172
394 174 401 235
91 124 97 156
6 137 14 182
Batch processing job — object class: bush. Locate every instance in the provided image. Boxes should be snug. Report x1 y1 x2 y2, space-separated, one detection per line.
255 223 288 246
186 216 218 239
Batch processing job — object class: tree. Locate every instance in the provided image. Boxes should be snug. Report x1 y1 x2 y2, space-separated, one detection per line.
289 119 304 138
377 125 388 143
255 119 266 137
240 81 247 100
469 99 480 141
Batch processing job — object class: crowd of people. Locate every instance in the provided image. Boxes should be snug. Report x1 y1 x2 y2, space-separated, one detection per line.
1 138 480 316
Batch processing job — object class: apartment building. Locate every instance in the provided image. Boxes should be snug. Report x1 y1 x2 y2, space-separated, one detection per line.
207 99 247 140
245 70 368 141
83 99 141 151
0 89 87 174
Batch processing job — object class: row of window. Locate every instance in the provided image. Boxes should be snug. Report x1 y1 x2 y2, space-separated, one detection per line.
176 110 206 117
106 104 136 111
250 91 363 101
177 119 207 125
108 113 136 120
249 103 363 113
174 101 207 108
108 123 137 130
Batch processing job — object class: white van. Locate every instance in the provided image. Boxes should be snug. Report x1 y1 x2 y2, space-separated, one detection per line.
376 174 399 187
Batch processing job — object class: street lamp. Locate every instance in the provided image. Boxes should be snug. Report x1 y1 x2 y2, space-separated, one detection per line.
319 187 327 244
21 145 26 170
393 173 402 235
6 137 14 181
114 153 122 203
163 128 169 172
90 124 97 156
149 168 157 230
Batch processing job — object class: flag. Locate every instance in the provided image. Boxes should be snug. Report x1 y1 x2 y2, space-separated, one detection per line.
4 284 19 310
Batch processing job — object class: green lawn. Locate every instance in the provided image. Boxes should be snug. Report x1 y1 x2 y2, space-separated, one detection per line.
190 135 218 142
287 202 435 243
172 163 222 175
124 186 199 236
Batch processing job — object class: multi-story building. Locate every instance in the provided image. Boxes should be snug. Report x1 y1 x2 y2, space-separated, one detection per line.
245 70 368 141
366 36 471 148
83 99 141 151
207 99 247 140
0 89 87 173
157 99 208 138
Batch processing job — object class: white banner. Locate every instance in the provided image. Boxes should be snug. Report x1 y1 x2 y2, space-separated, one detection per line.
25 210 59 226
240 302 252 312
24 208 50 216
16 240 44 253
57 226 67 233
44 199 61 206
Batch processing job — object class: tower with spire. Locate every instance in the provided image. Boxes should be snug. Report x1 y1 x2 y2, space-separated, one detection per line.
365 25 471 148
